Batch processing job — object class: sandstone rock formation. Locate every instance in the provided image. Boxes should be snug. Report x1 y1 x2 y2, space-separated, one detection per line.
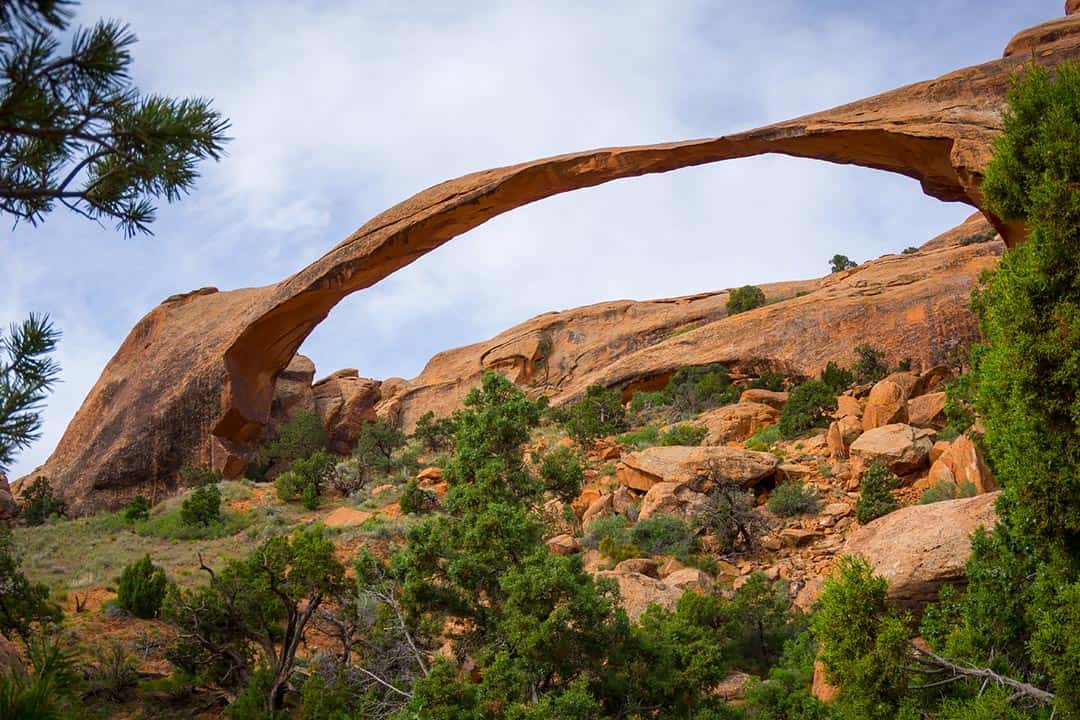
849 424 935 475
923 435 998 495
861 380 909 431
842 492 999 609
596 569 686 622
312 370 382 454
618 446 779 493
28 9 1080 513
698 402 780 445
908 392 947 429
638 481 710 522
0 474 17 524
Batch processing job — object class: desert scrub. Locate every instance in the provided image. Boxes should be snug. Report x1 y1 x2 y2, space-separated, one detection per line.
658 423 707 447
778 380 836 439
122 495 150 522
767 482 820 517
117 554 167 618
629 514 699 560
918 481 976 505
617 424 661 450
745 425 781 452
855 463 898 524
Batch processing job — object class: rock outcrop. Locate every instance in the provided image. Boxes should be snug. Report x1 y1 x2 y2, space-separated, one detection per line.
26 8 1080 513
842 492 999 609
699 402 780 445
849 424 934 475
618 446 780 493
312 370 382 454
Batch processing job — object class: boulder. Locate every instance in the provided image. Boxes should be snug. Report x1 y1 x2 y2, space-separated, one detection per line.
619 446 779 493
0 474 17 524
849 424 934 475
925 435 998 494
615 558 660 577
582 493 614 525
698 402 780 445
836 395 863 420
665 567 715 593
416 466 444 485
780 528 822 547
827 416 862 458
862 380 909 431
913 365 952 396
638 482 709 522
313 369 383 454
929 440 951 465
738 389 788 410
595 570 686 622
270 354 316 422
882 371 920 399
908 392 947 429
572 487 603 517
546 534 581 556
842 492 1000 609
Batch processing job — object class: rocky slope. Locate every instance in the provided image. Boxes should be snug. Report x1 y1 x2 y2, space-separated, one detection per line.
21 8 1080 513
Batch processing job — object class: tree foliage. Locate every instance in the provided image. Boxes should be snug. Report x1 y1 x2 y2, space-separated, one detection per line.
0 526 61 642
778 380 836 439
117 553 167 619
0 313 59 472
829 254 857 273
558 383 628 446
0 0 230 235
727 285 766 315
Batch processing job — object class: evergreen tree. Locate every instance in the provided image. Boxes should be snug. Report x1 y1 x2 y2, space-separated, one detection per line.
0 313 59 472
0 0 230 235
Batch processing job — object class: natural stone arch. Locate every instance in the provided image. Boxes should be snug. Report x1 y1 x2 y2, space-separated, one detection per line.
24 13 1080 513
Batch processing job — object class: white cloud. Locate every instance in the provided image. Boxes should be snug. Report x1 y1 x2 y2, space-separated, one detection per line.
2 0 1062 477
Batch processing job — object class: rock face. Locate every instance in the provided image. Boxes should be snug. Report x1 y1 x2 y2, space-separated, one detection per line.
843 492 999 609
26 9 1080 513
925 435 998 495
270 354 316 423
849 424 935 475
618 446 780 493
699 402 780 445
638 481 710 521
908 392 946 429
0 474 17 524
312 370 382 454
596 569 686 623
862 380 909 431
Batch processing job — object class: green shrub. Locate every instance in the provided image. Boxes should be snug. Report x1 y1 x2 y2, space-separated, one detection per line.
355 419 408 476
629 390 670 414
300 482 319 511
745 424 781 451
901 246 919 255
918 481 976 505
829 254 857 273
819 361 854 394
538 446 584 503
263 410 327 466
727 285 766 315
778 380 836 439
855 463 898 524
20 477 65 526
768 482 820 517
290 449 335 494
598 537 642 564
399 479 438 515
852 343 888 384
274 470 301 502
179 466 222 487
748 371 785 392
560 384 628 445
412 410 458 452
180 483 221 526
939 374 975 441
123 494 150 522
617 424 661 450
629 514 699 560
658 423 707 447
666 363 740 414
581 514 630 550
117 554 167 618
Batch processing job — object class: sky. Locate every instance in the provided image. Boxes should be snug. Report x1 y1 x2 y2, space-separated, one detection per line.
1 0 1063 478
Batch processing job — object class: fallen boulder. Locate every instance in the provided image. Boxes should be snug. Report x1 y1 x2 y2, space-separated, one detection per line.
698 402 779 445
842 492 999 609
619 446 779 493
850 424 934 475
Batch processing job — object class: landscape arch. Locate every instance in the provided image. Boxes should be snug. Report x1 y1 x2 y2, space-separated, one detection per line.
26 13 1080 514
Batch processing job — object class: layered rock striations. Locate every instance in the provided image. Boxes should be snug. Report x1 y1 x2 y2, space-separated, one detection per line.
23 10 1078 512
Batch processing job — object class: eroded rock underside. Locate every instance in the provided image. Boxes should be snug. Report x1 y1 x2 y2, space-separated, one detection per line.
21 10 1080 513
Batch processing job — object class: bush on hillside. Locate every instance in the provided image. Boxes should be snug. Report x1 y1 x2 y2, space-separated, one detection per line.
399 479 438 515
538 446 584 504
123 495 150 522
262 410 327 466
829 254 857 273
117 554 167 619
658 423 707 447
852 343 889 384
778 380 836 439
180 483 221 526
559 384 628 445
748 371 785 392
768 482 820 517
179 466 222 488
355 419 409 476
918 480 976 505
628 514 699 560
745 424 781 452
412 411 458 452
667 363 740 415
727 285 766 315
855 463 897 524
20 477 66 526
819 361 854 394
